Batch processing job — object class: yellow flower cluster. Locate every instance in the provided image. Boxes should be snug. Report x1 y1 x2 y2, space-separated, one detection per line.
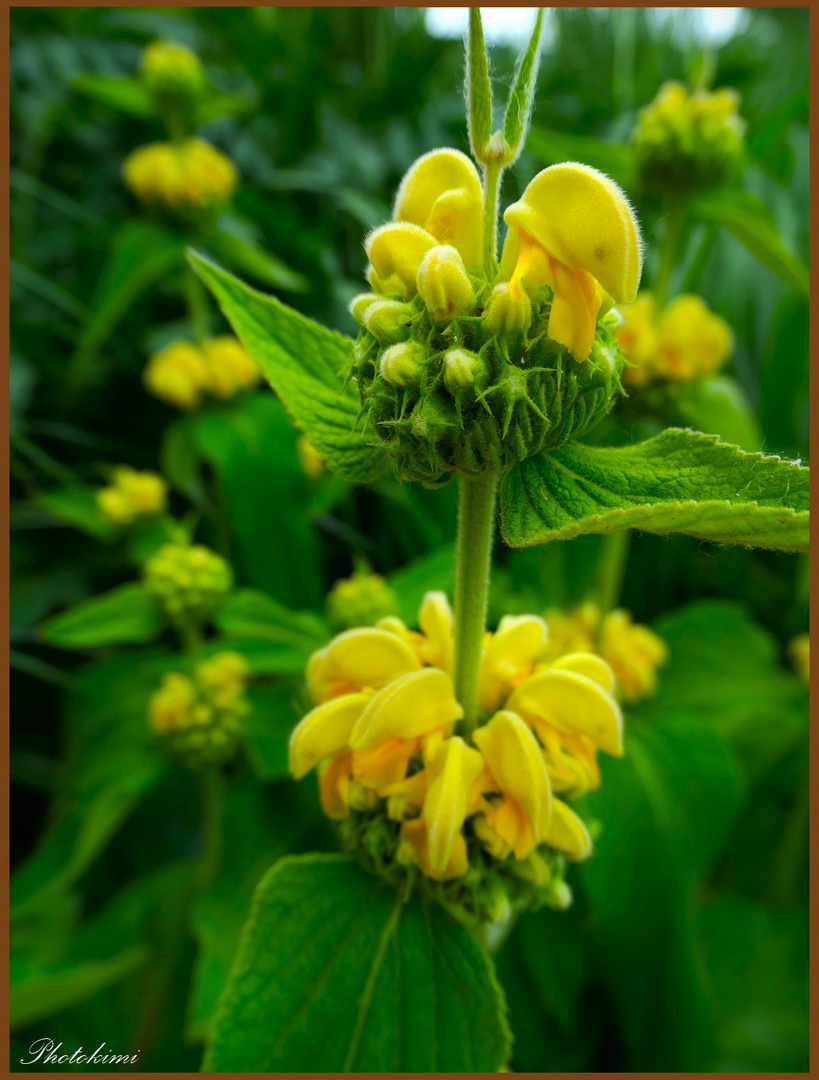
789 634 809 688
544 603 668 703
143 336 262 411
326 570 399 631
633 81 745 188
144 542 233 621
290 592 624 884
617 292 733 388
123 138 237 213
140 40 205 104
96 466 167 526
149 651 249 765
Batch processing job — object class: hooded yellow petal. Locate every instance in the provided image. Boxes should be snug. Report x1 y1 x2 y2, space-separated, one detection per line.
504 162 643 304
306 628 421 703
473 710 552 842
550 652 616 693
365 222 435 295
349 668 463 751
545 798 593 861
288 693 370 779
479 614 550 712
393 148 484 270
508 668 623 756
423 736 485 876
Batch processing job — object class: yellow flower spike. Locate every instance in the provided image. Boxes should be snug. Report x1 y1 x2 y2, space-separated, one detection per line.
417 591 454 672
479 615 549 712
473 710 553 858
550 652 616 694
349 668 463 752
545 798 593 861
306 627 421 704
508 668 624 757
422 735 486 877
392 148 484 271
319 751 353 819
416 244 475 322
365 222 436 295
288 692 372 779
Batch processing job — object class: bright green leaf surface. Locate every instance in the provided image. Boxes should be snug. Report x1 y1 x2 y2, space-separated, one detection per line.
189 251 387 484
670 376 762 452
501 428 808 551
216 588 328 650
39 582 164 649
204 855 511 1072
70 74 155 118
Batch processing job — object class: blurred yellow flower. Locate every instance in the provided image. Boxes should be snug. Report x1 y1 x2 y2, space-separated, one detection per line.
201 335 263 398
96 466 167 526
789 634 809 688
290 592 624 882
296 434 325 479
618 292 733 387
143 336 259 410
123 137 237 213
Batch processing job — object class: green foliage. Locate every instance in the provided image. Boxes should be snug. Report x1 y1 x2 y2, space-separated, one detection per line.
501 428 808 551
204 855 511 1072
39 582 164 648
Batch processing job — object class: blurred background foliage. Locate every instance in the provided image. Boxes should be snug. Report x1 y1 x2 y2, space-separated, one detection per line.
10 7 808 1072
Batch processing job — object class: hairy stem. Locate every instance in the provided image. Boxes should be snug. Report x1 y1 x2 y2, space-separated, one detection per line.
454 471 498 733
482 158 503 275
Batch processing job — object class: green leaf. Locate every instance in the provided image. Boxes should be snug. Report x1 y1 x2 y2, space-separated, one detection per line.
202 215 309 293
692 190 809 298
204 854 511 1071
502 9 545 157
467 9 493 161
500 429 809 552
216 588 328 650
670 376 762 452
188 250 387 484
69 222 186 387
39 583 164 649
242 683 302 779
34 484 116 541
70 74 155 118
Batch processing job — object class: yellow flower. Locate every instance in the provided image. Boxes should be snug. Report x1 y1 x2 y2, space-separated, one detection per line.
144 341 212 411
123 138 237 212
201 336 262 398
296 434 325 479
149 672 197 734
96 466 167 525
789 634 809 688
479 614 549 712
618 292 732 386
497 162 643 360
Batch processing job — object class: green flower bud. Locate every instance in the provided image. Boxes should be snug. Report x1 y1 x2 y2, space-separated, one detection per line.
144 542 233 623
363 299 413 343
416 245 475 322
141 40 205 109
443 348 484 392
326 570 399 630
379 342 425 387
349 292 383 328
483 283 532 335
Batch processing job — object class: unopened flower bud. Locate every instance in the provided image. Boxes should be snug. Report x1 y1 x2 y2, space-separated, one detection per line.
144 542 233 622
363 299 412 343
379 342 425 388
416 244 474 322
443 348 483 392
141 40 205 107
349 292 382 327
483 282 532 335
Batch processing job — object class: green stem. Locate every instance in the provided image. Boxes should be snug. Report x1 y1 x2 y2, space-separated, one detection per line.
482 158 503 275
194 765 226 896
653 197 685 309
595 529 631 613
454 471 498 733
184 262 210 345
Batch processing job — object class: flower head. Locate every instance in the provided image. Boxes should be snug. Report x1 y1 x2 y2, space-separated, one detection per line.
144 542 233 622
289 591 626 918
96 466 167 526
123 138 237 214
144 336 259 410
140 40 205 106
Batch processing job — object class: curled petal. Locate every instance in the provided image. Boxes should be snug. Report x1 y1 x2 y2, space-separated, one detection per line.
349 668 463 751
504 162 643 303
289 693 371 779
473 710 552 842
508 668 623 756
545 798 593 861
393 148 484 270
546 258 600 361
365 222 435 295
307 628 421 703
550 652 616 693
423 736 485 876
352 736 420 790
318 751 353 819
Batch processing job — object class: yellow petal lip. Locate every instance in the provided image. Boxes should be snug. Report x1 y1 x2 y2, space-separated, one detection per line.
393 148 484 270
349 668 463 751
365 222 436 294
424 735 485 875
306 628 421 703
417 591 454 672
550 652 616 694
504 162 643 303
508 668 624 756
473 710 552 841
546 798 593 861
288 693 371 779
486 614 549 677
